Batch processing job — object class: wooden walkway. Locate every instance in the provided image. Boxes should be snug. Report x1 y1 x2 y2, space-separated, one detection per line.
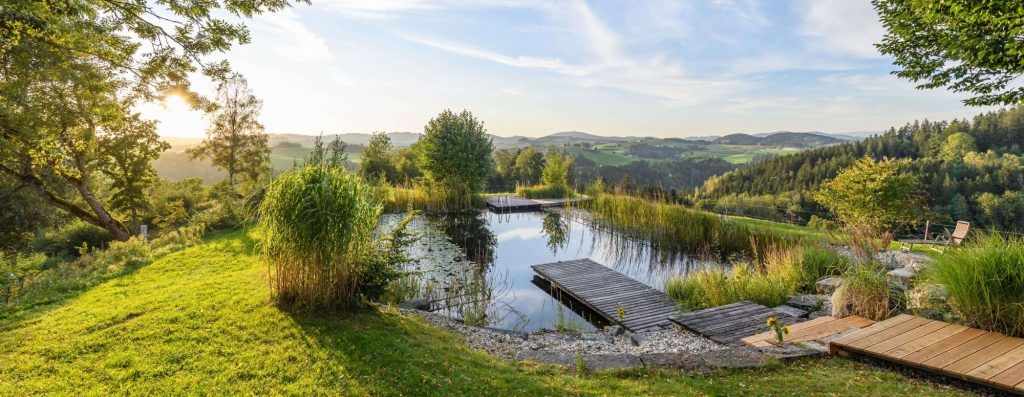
669 302 801 345
742 315 874 347
486 195 591 212
829 314 1024 393
531 259 678 332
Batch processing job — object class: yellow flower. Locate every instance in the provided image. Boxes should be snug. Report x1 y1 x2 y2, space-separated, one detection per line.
783 326 791 336
766 317 776 327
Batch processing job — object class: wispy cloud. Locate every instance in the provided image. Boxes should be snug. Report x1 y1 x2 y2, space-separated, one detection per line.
253 9 333 63
801 0 884 58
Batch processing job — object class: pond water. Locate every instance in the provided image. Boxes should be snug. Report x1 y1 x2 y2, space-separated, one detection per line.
386 209 714 332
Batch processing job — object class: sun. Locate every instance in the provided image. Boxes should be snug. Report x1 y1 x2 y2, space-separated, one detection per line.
162 94 190 112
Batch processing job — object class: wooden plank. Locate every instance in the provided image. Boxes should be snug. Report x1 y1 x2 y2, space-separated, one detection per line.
789 316 875 343
901 327 987 364
965 342 1024 382
943 336 1024 374
846 317 931 350
886 324 967 359
863 320 948 354
920 332 1005 369
988 359 1024 390
742 316 837 345
830 314 915 345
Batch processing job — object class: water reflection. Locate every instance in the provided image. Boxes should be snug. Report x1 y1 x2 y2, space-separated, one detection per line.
396 209 716 332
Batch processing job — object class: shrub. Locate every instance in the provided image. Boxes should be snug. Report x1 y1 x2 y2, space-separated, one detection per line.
800 245 850 291
89 237 152 270
150 224 206 257
926 233 1024 336
32 221 115 259
806 215 835 232
832 263 892 321
258 166 414 311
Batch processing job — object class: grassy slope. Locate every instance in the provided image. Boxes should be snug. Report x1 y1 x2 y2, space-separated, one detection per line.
0 232 972 396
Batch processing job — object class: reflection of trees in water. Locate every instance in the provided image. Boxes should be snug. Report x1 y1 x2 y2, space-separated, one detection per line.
541 212 570 253
429 211 496 268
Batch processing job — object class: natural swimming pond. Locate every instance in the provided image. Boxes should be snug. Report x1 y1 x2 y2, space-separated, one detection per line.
383 209 714 332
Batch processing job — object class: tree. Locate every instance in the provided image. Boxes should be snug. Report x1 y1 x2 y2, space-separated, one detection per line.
391 146 421 183
189 74 271 186
513 147 545 184
0 0 299 241
874 0 1024 106
541 148 572 188
417 110 494 194
939 132 978 162
815 156 925 233
359 132 397 183
98 114 170 234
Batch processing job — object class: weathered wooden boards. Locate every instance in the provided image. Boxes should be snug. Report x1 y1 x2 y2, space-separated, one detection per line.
531 259 679 332
741 315 874 347
668 301 800 346
829 314 1024 393
486 195 591 212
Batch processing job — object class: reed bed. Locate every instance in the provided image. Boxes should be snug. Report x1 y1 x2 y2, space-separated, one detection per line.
258 166 382 311
515 183 575 199
382 183 484 213
665 244 806 310
589 194 797 258
926 233 1024 336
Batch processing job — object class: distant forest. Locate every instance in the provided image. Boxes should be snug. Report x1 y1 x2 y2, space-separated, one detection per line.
693 106 1024 231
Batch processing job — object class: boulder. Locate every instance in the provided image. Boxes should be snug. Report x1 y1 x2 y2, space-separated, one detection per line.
815 277 843 295
886 267 917 290
772 305 808 319
786 294 830 311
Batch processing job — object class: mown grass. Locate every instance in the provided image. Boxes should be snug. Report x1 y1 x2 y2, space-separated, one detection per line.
0 231 976 395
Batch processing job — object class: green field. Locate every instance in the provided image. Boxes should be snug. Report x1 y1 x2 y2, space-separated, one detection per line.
569 143 802 166
0 231 976 395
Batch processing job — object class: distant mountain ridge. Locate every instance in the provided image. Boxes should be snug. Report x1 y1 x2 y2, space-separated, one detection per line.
712 132 845 148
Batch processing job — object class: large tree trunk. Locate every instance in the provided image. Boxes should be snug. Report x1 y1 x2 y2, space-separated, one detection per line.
70 176 131 241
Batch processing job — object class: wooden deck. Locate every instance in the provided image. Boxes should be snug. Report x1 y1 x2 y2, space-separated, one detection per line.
829 314 1024 393
486 195 591 212
669 301 801 345
741 315 874 347
531 259 678 332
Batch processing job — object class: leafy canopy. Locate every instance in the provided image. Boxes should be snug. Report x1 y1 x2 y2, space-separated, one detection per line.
815 156 925 232
874 0 1024 106
416 110 494 194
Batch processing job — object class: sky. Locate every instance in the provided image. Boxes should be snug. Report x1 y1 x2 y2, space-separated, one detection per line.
140 0 995 139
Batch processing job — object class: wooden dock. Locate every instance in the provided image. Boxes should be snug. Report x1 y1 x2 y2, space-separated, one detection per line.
741 315 874 347
531 259 678 332
486 195 591 212
669 301 801 345
829 314 1024 393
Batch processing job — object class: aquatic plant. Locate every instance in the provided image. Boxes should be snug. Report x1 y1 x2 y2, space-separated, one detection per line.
382 182 484 213
515 183 575 199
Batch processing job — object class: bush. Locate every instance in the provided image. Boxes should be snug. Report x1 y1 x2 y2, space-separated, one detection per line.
926 233 1024 336
800 245 850 291
258 166 414 311
515 184 574 199
806 215 835 232
151 224 206 257
32 221 115 259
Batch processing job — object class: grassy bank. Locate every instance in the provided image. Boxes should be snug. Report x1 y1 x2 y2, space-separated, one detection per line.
0 231 974 395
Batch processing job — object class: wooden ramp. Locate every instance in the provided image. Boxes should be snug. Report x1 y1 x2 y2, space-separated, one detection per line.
669 302 800 345
741 315 874 347
531 259 678 332
829 314 1024 394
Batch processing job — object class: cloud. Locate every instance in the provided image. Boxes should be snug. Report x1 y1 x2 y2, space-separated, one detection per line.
712 0 770 27
253 9 333 63
401 35 584 75
316 0 436 19
800 0 885 58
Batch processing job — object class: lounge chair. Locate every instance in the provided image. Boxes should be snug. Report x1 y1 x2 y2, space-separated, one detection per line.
899 221 970 252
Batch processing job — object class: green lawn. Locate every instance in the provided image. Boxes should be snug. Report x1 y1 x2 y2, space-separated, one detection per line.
0 231 977 395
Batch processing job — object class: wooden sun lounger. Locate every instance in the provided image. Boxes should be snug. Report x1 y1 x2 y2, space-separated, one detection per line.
899 221 969 253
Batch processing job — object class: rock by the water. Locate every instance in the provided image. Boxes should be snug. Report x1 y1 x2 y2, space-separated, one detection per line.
772 305 808 319
816 277 843 294
787 294 830 311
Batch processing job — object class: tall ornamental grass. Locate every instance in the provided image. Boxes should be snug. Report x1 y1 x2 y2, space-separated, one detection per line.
258 166 382 311
926 233 1024 336
665 244 809 310
831 263 892 321
590 194 796 257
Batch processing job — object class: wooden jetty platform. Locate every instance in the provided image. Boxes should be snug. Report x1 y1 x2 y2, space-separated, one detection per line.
531 259 678 332
486 195 590 212
741 315 874 347
669 302 802 345
829 314 1024 394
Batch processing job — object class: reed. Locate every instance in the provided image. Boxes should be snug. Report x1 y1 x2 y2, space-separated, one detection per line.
589 193 796 258
665 244 806 310
926 233 1024 336
382 183 484 213
515 184 575 199
258 165 382 311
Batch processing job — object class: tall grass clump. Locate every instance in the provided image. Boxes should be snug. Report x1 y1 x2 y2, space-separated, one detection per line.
382 183 483 213
926 233 1024 336
590 193 795 257
515 183 575 199
800 245 851 291
665 244 805 310
258 165 384 311
831 263 892 321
